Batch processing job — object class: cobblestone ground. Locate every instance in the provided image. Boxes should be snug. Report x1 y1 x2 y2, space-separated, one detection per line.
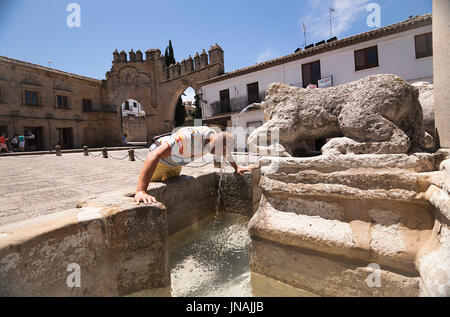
0 149 254 226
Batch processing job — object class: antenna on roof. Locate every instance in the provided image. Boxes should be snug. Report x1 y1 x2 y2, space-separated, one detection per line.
302 22 307 49
330 7 335 38
48 59 52 68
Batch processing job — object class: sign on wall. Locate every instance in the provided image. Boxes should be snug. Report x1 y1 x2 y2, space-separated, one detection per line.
318 76 333 88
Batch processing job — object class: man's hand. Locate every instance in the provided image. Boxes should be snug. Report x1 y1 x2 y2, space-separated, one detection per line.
134 190 158 205
236 166 252 175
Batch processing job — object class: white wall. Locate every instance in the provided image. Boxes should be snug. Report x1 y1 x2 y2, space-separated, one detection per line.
121 98 146 117
231 109 264 151
201 25 433 121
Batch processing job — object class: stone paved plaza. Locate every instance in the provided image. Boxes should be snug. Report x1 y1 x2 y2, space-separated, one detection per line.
0 149 253 226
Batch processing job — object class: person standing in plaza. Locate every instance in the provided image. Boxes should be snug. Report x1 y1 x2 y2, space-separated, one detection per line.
26 130 36 151
10 134 19 152
18 133 25 152
122 133 129 146
0 133 9 153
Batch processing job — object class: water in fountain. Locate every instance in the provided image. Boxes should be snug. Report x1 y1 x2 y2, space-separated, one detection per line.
236 103 261 120
168 213 252 297
215 160 224 215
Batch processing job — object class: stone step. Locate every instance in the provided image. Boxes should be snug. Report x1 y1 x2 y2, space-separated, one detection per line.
249 238 423 297
259 152 446 175
248 198 435 274
265 168 420 192
260 176 424 203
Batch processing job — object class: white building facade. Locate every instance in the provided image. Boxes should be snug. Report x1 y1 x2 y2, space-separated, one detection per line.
121 98 146 117
199 14 433 151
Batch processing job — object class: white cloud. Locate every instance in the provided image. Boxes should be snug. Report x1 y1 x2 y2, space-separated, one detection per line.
255 49 275 64
299 0 370 44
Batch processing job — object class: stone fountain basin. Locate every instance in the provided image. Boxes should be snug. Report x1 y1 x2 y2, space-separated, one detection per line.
0 167 260 296
249 151 450 297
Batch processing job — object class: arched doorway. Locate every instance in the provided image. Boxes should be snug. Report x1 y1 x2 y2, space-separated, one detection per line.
178 87 197 127
170 86 201 128
121 98 147 143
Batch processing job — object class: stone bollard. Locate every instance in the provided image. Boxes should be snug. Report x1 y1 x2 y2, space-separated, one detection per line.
55 145 62 157
83 146 89 156
102 147 108 159
128 149 135 161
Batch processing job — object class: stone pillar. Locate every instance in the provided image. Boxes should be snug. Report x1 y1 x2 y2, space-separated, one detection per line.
113 50 120 63
129 49 136 62
119 51 127 62
194 52 201 70
433 0 450 148
136 50 143 62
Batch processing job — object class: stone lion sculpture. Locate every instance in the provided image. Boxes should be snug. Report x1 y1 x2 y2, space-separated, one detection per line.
248 74 425 156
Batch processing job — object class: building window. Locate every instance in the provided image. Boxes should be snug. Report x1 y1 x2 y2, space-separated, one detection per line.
302 61 321 88
24 90 40 106
219 89 230 113
82 99 92 112
354 46 379 71
415 32 432 59
57 95 69 109
247 82 260 105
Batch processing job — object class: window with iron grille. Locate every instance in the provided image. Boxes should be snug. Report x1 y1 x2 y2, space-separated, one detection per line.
219 89 230 113
415 32 433 59
247 82 260 105
25 90 40 106
354 46 379 71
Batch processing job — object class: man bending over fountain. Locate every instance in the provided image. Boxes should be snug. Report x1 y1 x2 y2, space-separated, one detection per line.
134 126 251 204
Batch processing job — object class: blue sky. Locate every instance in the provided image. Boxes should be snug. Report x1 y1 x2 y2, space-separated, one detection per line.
0 0 432 101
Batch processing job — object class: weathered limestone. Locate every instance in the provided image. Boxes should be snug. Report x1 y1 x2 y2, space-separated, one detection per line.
0 199 169 296
412 81 435 136
0 159 259 296
433 0 450 148
144 173 217 235
217 164 261 217
248 74 426 156
249 151 450 297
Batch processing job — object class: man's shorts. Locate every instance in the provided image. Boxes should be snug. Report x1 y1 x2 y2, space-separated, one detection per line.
150 162 182 182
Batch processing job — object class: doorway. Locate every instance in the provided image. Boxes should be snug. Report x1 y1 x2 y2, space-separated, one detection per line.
23 127 44 151
56 128 73 149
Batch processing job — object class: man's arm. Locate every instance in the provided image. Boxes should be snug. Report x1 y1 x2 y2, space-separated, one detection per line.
226 154 251 175
134 142 172 204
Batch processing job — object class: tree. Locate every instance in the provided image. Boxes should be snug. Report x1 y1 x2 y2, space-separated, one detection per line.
164 40 175 67
164 40 186 127
174 98 186 127
193 93 202 119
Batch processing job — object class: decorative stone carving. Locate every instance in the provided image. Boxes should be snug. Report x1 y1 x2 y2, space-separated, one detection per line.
248 74 426 156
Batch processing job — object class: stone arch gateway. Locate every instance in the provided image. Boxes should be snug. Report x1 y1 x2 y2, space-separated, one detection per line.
105 45 224 142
